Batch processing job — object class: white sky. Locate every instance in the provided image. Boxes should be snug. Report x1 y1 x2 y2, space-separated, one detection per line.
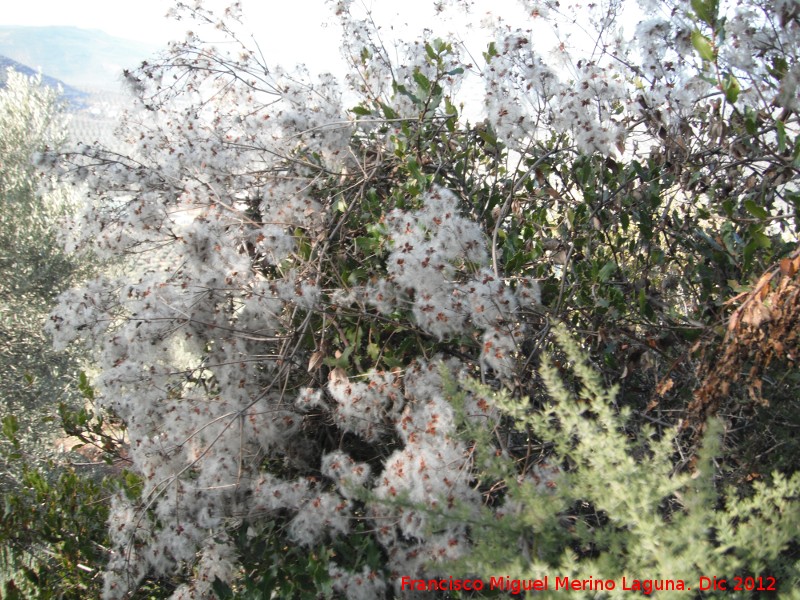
1 0 635 121
2 0 185 44
0 1 338 70
0 0 533 75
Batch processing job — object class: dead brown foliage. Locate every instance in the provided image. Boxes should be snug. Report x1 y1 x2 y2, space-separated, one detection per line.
686 246 800 430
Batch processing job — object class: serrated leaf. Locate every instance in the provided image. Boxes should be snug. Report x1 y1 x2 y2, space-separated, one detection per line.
691 30 716 61
354 236 376 252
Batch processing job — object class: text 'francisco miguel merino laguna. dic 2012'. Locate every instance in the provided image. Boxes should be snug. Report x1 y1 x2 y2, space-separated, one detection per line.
399 575 742 595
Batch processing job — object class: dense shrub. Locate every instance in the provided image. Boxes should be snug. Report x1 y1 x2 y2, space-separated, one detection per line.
37 0 800 597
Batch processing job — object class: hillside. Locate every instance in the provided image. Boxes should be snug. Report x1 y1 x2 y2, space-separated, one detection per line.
0 54 88 107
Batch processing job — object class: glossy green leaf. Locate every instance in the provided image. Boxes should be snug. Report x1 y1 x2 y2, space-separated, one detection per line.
691 30 716 61
722 73 740 104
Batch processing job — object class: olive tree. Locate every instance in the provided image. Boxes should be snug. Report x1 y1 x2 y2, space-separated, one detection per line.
0 68 85 469
0 68 114 599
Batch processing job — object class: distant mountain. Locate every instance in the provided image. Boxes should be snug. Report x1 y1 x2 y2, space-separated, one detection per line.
0 26 158 91
0 54 89 107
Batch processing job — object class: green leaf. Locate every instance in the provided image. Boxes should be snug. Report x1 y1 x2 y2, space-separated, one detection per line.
744 199 768 220
78 371 94 400
295 228 311 260
444 96 458 116
350 105 371 116
379 103 398 119
691 0 718 26
751 229 771 249
691 30 716 61
212 577 234 599
777 119 787 153
412 70 431 94
347 267 369 285
769 56 788 81
394 83 421 106
424 42 437 61
367 342 381 362
722 73 739 104
744 107 758 135
483 41 498 62
478 129 498 147
598 260 617 282
447 67 465 76
793 136 800 167
2 414 19 445
354 236 376 252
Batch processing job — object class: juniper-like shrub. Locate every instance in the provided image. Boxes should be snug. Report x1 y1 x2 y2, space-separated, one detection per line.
457 324 800 598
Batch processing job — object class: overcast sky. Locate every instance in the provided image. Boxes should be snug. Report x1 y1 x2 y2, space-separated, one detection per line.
2 0 185 44
0 0 548 76
0 1 336 71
